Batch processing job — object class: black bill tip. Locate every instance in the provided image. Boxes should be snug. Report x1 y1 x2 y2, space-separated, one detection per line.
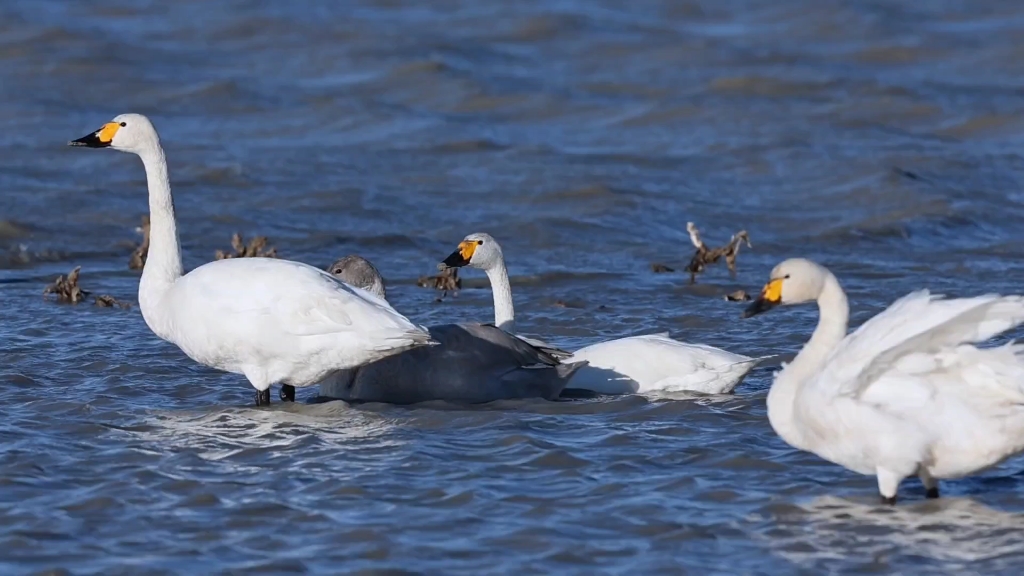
68 132 108 148
441 249 470 269
742 297 778 318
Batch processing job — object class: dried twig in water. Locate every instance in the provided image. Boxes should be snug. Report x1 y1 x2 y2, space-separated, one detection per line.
129 215 150 270
214 233 278 260
44 266 89 303
44 266 133 308
684 222 752 284
418 266 461 298
95 295 132 309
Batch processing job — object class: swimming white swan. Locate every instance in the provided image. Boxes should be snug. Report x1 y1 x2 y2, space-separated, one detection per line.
440 233 765 395
69 114 433 406
315 255 585 404
743 258 1024 504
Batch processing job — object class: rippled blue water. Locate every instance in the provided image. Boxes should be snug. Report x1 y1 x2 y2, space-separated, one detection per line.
4 0 1024 573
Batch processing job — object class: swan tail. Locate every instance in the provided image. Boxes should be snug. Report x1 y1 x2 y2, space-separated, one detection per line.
556 360 589 380
706 354 774 393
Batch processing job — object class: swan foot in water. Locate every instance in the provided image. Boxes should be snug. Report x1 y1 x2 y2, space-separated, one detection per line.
919 469 939 499
280 384 295 402
254 388 271 407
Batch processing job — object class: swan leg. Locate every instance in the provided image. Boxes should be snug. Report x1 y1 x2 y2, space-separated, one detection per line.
280 384 295 402
244 369 273 407
919 469 939 499
876 467 902 505
254 388 271 406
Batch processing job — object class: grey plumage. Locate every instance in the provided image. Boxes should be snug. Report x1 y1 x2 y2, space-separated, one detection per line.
327 255 387 299
318 255 584 404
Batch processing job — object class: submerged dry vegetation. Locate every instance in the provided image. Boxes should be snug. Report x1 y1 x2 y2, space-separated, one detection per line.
43 266 88 303
214 233 278 260
128 215 150 270
684 223 752 284
651 222 752 284
43 266 131 308
129 219 278 268
419 266 461 297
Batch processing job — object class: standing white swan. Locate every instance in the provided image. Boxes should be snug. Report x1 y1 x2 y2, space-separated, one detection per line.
743 258 1024 504
69 114 433 406
440 233 765 395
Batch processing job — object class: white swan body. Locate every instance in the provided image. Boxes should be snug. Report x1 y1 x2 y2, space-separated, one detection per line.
317 255 584 403
566 333 765 394
440 232 765 395
744 258 1024 502
70 114 431 405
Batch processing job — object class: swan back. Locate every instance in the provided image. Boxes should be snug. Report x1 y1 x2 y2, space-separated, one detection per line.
164 257 430 384
566 333 760 394
320 323 583 404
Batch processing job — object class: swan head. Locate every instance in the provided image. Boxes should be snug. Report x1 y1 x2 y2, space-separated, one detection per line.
743 258 828 318
327 255 387 300
69 113 159 156
441 232 503 271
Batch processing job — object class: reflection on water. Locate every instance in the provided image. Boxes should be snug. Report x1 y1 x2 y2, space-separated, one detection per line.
136 402 405 458
758 496 1024 571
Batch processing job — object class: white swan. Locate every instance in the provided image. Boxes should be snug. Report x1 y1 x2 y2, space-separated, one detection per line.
315 255 585 404
69 114 433 406
743 257 1024 504
440 233 765 395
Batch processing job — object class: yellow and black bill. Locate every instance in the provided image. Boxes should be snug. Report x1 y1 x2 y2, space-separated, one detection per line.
68 122 121 148
742 278 783 318
441 239 479 268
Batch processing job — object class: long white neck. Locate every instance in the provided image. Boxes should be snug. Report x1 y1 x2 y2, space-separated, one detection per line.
767 272 849 449
483 260 515 333
137 146 183 339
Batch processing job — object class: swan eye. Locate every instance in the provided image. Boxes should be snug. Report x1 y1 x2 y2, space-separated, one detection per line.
119 122 127 127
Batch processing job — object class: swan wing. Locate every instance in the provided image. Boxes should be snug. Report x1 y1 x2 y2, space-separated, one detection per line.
814 291 1024 398
452 324 564 367
179 258 427 342
510 333 574 360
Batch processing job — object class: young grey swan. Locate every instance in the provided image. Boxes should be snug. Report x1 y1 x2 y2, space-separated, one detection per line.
327 256 388 300
313 255 585 404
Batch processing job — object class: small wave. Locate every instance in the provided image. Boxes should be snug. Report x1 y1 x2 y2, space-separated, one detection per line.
426 139 508 153
710 76 839 98
754 495 1024 570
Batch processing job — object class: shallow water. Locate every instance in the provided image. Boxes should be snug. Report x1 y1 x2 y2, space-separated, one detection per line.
4 0 1024 573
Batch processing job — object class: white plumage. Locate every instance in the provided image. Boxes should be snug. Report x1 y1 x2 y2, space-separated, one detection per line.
567 333 766 394
70 113 432 405
745 257 1024 503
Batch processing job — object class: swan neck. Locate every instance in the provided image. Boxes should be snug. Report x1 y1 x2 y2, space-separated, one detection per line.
138 146 183 323
767 272 849 447
485 260 515 333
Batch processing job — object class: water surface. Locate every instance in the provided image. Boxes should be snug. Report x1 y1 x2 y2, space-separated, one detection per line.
4 0 1024 573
